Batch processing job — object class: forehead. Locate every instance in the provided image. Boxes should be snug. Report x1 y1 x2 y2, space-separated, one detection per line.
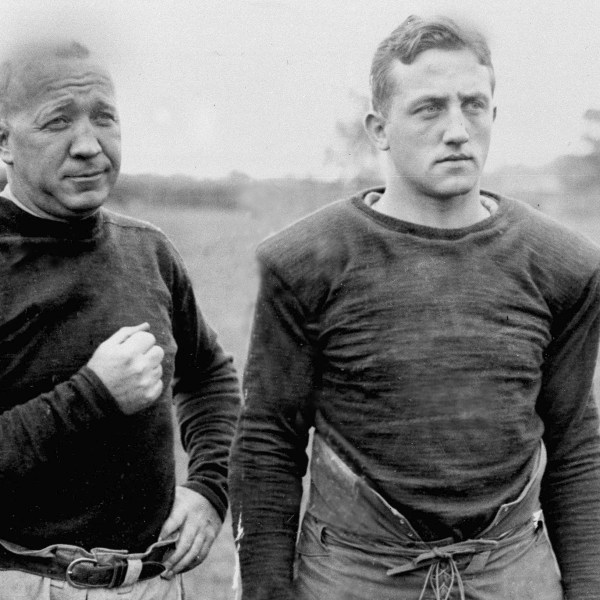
10 55 115 113
388 48 493 103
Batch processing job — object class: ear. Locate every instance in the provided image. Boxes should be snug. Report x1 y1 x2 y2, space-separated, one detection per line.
0 119 13 166
364 111 390 151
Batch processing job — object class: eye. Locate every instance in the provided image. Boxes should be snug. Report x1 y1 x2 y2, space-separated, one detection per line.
93 111 118 126
417 103 443 117
465 99 487 112
44 116 70 130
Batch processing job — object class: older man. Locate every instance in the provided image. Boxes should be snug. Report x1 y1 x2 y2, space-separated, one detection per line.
230 15 600 600
0 40 240 598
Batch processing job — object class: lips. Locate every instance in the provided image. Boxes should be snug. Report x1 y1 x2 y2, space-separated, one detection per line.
438 154 472 163
66 170 106 178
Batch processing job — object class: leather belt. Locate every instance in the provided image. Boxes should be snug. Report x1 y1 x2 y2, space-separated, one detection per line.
0 539 173 588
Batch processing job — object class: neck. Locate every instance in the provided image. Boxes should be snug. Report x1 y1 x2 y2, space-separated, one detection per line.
372 179 489 229
5 177 70 222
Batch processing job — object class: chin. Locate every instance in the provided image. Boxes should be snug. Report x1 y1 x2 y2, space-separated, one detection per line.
58 191 109 216
432 176 479 199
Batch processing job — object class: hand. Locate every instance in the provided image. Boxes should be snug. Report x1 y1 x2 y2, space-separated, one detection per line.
87 323 165 414
159 487 222 578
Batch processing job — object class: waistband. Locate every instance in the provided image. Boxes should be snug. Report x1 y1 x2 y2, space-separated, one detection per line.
307 432 545 544
304 434 546 600
0 536 177 589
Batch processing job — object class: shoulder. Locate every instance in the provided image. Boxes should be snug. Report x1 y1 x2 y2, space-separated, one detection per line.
496 194 600 311
100 207 188 276
101 207 165 236
254 191 376 311
499 194 600 272
257 189 374 274
101 208 176 253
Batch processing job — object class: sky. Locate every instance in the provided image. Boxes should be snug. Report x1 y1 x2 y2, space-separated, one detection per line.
1 0 599 179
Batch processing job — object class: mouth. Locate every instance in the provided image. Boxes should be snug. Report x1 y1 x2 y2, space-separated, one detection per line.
65 168 108 179
437 154 473 163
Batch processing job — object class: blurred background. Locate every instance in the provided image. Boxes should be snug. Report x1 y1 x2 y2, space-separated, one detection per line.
2 0 600 597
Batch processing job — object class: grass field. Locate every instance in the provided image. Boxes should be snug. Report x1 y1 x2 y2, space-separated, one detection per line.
115 183 600 599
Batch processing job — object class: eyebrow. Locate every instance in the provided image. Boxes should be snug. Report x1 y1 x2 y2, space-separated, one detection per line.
408 92 490 111
408 95 447 109
459 92 490 104
35 97 117 120
34 101 74 123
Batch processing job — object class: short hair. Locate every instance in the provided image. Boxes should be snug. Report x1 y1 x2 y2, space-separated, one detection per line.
370 15 495 116
0 40 91 118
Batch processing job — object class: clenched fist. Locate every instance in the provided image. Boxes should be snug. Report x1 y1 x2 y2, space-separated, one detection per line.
87 323 165 414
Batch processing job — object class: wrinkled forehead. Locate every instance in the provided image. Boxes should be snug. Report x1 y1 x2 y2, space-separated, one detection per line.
5 53 115 114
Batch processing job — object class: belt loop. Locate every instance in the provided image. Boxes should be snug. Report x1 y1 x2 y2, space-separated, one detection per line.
121 559 143 587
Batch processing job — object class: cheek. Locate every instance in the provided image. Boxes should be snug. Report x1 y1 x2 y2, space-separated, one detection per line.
472 126 493 151
100 134 121 165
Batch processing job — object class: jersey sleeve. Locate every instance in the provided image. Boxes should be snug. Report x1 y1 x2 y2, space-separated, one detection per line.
0 366 120 482
169 247 242 521
538 266 600 599
229 262 318 600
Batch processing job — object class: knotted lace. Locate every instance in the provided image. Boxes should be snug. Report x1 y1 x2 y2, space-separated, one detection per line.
386 540 499 600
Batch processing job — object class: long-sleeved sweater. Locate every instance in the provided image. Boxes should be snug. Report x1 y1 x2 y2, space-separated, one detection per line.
230 189 600 600
0 196 241 552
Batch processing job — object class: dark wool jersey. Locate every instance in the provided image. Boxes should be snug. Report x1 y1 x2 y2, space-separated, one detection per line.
0 197 240 551
230 189 600 600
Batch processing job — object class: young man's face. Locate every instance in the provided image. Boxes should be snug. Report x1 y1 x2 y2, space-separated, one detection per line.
0 54 121 219
378 48 495 201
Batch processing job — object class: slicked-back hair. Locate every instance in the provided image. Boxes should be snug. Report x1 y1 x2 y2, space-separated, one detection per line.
370 15 495 116
0 40 91 119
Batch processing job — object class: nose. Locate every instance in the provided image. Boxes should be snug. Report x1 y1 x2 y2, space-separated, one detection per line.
442 109 469 146
69 119 102 158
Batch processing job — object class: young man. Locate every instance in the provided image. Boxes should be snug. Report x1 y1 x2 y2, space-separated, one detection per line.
0 40 240 598
230 15 600 600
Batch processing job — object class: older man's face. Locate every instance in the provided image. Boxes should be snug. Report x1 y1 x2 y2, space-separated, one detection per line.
1 54 121 219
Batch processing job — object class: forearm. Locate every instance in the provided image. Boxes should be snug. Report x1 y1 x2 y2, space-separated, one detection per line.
230 418 306 600
539 268 600 598
229 260 318 598
541 408 600 599
176 354 241 520
0 366 118 480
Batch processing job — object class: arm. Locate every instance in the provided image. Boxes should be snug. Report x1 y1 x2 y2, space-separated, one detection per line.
229 264 317 600
0 324 164 482
538 267 600 600
0 366 118 482
160 255 241 575
172 270 241 521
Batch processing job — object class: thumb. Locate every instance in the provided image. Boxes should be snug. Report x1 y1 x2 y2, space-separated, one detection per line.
107 323 150 345
160 505 185 541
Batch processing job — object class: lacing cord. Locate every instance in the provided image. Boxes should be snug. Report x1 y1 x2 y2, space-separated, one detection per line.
386 540 499 600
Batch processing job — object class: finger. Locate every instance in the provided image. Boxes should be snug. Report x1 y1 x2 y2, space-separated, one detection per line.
145 345 165 367
150 364 163 381
193 529 216 565
164 525 205 576
146 378 164 402
107 323 150 344
170 537 205 575
163 523 198 574
122 331 157 354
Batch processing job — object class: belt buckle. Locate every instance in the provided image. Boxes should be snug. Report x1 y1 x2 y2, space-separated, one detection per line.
66 557 104 589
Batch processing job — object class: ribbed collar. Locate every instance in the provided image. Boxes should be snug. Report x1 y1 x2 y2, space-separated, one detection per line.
351 187 510 241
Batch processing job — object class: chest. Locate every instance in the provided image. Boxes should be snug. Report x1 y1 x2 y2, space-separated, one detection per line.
0 243 177 405
316 247 553 382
